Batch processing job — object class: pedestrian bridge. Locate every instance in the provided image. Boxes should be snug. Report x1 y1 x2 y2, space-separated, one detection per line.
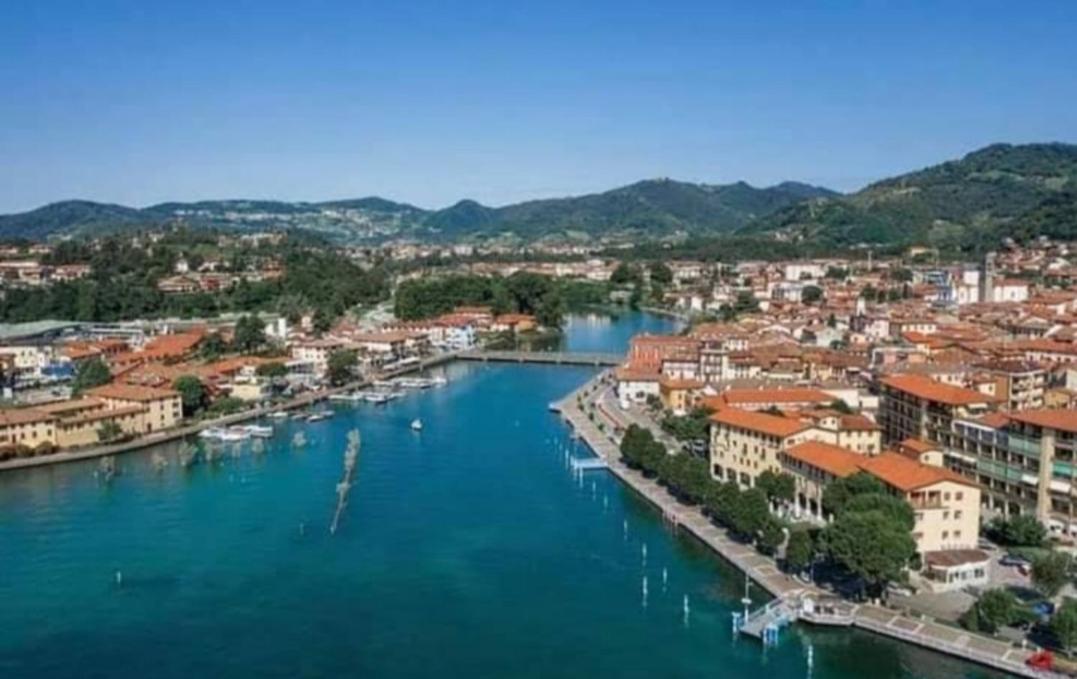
458 350 623 366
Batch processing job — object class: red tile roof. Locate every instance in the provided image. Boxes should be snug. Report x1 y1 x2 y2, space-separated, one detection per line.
87 383 179 402
784 441 863 477
1011 409 1077 434
859 452 977 492
711 407 810 438
880 374 996 406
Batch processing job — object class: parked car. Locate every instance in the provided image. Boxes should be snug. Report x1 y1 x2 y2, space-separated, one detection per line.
1000 554 1032 568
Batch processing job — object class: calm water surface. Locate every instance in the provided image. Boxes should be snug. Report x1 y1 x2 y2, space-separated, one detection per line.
0 313 1001 678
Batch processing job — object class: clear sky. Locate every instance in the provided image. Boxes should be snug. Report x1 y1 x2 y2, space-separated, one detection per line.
2 1 1075 213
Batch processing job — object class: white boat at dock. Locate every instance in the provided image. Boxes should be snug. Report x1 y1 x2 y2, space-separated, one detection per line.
199 426 251 442
243 424 274 438
363 392 393 404
329 392 366 403
266 411 289 419
306 411 333 422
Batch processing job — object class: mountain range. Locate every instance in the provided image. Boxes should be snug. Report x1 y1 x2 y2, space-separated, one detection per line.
2 142 1075 248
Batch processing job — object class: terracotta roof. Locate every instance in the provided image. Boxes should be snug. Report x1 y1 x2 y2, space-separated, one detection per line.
711 407 810 438
1011 409 1077 434
719 388 833 406
784 441 863 478
87 383 179 402
879 374 996 406
0 408 56 427
839 414 880 431
858 452 977 492
615 366 660 382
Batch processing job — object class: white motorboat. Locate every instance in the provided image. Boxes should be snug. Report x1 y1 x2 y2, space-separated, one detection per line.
410 418 423 431
329 392 365 403
430 375 448 387
266 411 289 419
306 411 333 422
244 424 274 438
199 426 251 442
364 392 392 404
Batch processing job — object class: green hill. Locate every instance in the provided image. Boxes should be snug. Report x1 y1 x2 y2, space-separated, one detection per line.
743 143 1077 251
0 180 835 243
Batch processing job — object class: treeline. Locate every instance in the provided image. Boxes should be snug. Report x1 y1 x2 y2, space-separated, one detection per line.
393 272 608 327
618 423 917 596
0 233 389 323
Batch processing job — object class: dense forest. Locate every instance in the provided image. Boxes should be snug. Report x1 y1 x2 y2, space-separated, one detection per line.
393 272 609 328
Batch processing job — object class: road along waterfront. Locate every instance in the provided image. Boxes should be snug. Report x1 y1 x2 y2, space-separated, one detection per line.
556 370 1051 678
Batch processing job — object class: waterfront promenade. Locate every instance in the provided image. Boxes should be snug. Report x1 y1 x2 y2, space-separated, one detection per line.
555 372 1052 679
0 352 462 473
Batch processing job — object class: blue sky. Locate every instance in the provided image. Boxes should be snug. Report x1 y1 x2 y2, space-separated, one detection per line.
1 1 1075 213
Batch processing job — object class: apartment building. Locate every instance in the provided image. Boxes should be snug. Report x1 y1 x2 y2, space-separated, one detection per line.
877 374 998 446
946 409 1077 535
709 407 821 487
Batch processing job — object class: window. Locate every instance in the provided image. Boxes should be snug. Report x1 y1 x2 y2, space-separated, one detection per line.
955 492 963 501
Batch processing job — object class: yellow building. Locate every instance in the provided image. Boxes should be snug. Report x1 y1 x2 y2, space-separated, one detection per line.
0 408 57 451
709 407 822 487
86 383 182 433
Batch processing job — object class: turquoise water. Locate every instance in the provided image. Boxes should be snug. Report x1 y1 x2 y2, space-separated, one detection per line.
0 314 999 678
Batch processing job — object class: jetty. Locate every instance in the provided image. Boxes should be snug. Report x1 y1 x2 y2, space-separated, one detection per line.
555 370 1058 679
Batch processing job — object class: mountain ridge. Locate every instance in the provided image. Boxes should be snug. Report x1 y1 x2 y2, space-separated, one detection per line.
0 179 837 243
3 142 1075 248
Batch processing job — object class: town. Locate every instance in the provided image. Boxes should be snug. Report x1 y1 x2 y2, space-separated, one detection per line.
3 229 1077 674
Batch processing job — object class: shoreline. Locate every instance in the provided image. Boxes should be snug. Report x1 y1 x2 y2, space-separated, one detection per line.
0 352 459 473
555 371 1051 679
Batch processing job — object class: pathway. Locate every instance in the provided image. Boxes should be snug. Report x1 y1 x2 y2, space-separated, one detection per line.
555 371 1055 679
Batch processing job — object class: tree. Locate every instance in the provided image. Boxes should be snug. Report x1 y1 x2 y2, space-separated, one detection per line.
705 480 741 526
73 357 111 394
234 314 266 354
1053 599 1077 653
256 362 288 379
535 289 565 330
987 514 1047 548
756 470 795 504
802 285 824 304
1032 552 1071 599
785 529 815 573
844 493 915 531
312 307 334 335
821 472 886 517
733 290 759 314
611 262 641 286
649 261 673 285
173 375 208 417
824 510 917 597
757 516 785 556
326 349 358 387
963 589 1019 634
828 399 853 414
728 487 770 541
199 332 227 360
96 420 123 443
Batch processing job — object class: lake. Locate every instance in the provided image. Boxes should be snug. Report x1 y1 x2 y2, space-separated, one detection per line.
0 313 1001 678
